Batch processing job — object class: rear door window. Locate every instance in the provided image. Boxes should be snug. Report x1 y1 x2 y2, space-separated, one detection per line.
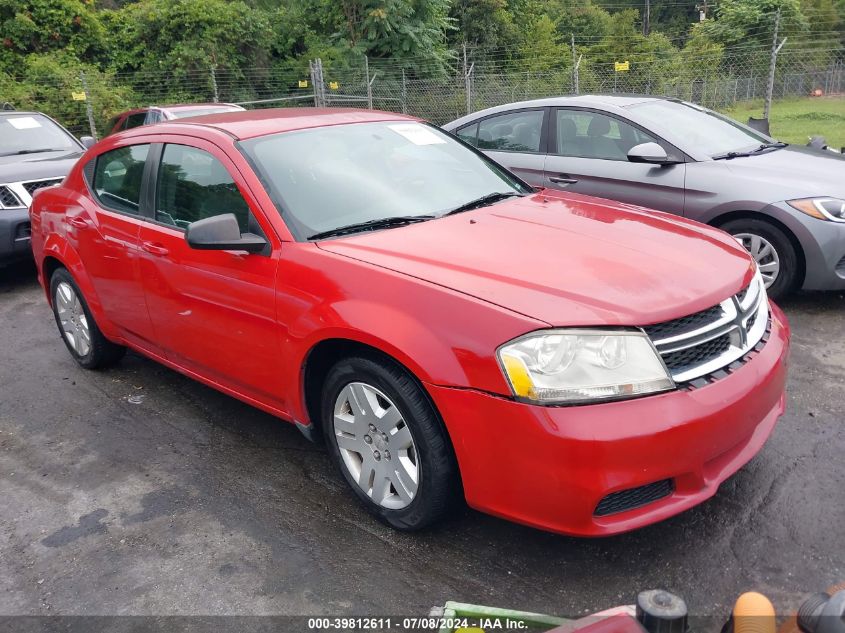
123 112 148 130
477 110 544 153
92 144 150 214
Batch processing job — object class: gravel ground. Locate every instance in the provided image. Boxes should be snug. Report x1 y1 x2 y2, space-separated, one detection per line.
1 260 843 620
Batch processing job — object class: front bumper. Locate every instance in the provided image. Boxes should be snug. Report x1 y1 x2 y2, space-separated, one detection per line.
427 302 790 537
0 207 32 264
768 202 845 290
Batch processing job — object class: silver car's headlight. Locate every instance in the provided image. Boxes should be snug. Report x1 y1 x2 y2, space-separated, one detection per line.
497 330 674 405
787 197 845 222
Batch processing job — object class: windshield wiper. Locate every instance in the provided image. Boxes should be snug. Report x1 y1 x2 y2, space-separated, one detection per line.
442 191 524 216
0 148 58 157
307 215 435 240
713 142 787 160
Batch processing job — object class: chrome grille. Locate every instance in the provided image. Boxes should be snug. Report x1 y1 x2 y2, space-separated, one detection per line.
22 178 62 196
0 185 22 208
662 333 731 372
644 273 769 383
643 305 723 340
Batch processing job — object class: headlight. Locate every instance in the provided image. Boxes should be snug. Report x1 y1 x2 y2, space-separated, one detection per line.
787 197 845 222
497 330 674 405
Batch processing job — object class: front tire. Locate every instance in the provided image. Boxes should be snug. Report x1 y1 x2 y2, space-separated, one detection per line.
321 355 459 531
50 268 126 369
720 218 799 300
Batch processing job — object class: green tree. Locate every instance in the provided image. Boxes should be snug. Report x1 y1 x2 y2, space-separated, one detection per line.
102 0 274 74
0 0 106 71
331 0 452 60
448 0 518 51
0 51 133 134
697 0 808 48
518 14 570 73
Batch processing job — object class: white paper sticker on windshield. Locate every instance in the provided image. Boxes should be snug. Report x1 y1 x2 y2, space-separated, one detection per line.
8 116 42 130
388 123 446 145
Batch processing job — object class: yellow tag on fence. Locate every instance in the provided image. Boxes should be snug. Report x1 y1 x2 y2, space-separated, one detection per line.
71 91 87 101
328 81 339 90
614 60 630 72
298 80 308 88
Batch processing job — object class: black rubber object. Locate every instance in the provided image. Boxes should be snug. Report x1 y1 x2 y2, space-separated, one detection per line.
636 589 689 633
720 218 799 300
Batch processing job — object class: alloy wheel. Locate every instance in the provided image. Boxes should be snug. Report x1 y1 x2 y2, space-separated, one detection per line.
55 281 91 357
733 232 780 288
332 382 419 510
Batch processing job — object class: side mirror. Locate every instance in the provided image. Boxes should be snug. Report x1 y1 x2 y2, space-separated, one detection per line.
185 213 267 254
79 136 96 149
627 142 677 165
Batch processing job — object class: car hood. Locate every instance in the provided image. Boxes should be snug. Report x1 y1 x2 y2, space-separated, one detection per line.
0 150 83 183
721 145 845 200
317 191 755 326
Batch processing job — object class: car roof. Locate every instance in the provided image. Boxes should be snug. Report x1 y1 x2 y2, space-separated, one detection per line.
0 111 49 117
442 94 673 129
122 107 420 141
160 103 242 112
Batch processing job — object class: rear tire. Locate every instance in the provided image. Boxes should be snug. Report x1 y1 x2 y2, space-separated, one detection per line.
50 268 126 369
720 218 798 300
321 355 459 531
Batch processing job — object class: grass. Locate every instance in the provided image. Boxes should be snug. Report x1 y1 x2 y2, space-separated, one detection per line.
720 96 845 150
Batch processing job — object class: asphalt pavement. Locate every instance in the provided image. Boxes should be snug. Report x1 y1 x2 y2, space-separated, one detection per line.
1 260 843 620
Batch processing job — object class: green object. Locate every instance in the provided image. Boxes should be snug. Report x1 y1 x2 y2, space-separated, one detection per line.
433 601 571 633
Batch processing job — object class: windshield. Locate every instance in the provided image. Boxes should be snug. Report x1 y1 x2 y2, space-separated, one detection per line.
169 106 244 119
240 121 530 240
0 114 79 156
627 100 771 158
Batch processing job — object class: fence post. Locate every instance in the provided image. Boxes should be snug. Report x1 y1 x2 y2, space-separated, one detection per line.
365 56 371 109
210 66 219 103
79 70 98 141
463 43 474 115
764 9 786 120
571 34 580 94
364 56 377 110
318 58 327 107
401 69 407 114
310 60 317 106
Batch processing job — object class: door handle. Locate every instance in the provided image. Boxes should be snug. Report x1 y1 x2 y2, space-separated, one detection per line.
549 175 578 185
141 241 169 257
67 217 88 228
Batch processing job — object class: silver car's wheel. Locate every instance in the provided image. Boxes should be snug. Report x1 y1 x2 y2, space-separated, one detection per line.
332 381 419 510
55 281 92 357
733 232 781 288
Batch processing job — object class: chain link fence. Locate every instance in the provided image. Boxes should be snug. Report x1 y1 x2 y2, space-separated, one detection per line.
7 47 844 137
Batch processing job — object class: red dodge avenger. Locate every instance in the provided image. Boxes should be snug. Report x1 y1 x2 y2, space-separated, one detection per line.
30 108 789 536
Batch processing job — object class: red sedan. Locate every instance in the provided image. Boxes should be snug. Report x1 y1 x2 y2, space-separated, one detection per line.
104 103 245 136
29 108 789 536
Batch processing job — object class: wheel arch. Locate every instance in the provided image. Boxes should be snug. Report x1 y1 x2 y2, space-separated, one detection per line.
37 240 120 339
42 255 66 305
709 209 806 289
301 338 456 449
300 336 465 495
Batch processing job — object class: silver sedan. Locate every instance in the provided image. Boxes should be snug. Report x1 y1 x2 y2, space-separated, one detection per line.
444 95 845 299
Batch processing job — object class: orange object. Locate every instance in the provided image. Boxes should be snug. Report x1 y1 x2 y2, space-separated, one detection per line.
813 89 823 96
734 592 776 633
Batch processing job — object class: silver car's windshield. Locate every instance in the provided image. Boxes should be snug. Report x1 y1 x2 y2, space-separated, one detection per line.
627 100 771 158
0 114 79 156
240 121 531 240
